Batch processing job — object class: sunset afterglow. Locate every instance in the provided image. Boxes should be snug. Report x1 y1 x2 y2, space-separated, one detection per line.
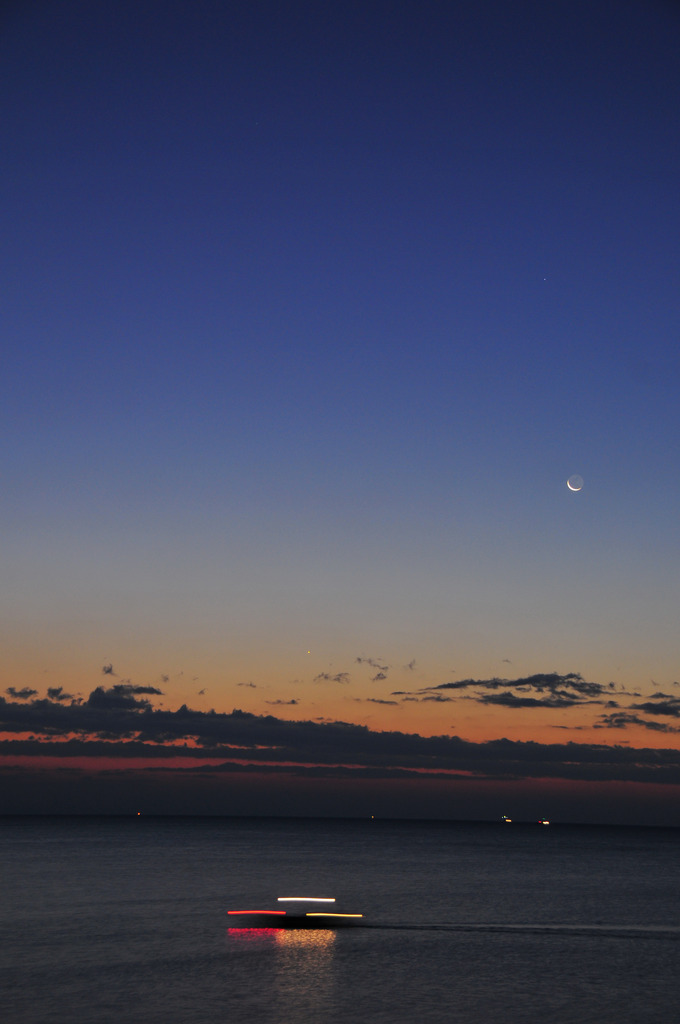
2 0 679 825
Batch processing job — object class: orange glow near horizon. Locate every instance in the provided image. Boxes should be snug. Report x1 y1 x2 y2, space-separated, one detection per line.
1 669 677 755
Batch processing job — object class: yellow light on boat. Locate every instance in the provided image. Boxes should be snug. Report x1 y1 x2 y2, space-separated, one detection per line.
305 913 363 918
277 897 335 903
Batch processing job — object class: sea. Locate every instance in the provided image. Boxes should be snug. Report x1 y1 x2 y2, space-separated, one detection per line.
1 816 678 1024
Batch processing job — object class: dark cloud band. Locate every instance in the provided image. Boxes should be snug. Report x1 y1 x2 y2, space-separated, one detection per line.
2 687 680 786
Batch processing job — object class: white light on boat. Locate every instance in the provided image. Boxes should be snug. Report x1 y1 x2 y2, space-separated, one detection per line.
277 897 336 903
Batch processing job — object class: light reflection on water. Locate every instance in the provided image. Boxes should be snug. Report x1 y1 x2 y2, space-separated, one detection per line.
227 926 280 944
275 928 335 950
4 820 679 1024
227 928 337 1014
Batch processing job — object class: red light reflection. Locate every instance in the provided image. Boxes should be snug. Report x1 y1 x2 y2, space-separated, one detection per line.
227 927 282 943
227 910 286 916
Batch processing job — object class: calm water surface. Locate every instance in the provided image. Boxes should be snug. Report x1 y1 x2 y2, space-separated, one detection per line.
1 817 678 1023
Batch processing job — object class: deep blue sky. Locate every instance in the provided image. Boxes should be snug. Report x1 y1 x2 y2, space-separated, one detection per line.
2 0 679 768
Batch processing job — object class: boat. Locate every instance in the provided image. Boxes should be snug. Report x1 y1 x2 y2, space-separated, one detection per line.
227 896 363 929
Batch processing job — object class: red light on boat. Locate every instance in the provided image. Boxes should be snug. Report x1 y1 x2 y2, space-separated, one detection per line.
227 910 286 916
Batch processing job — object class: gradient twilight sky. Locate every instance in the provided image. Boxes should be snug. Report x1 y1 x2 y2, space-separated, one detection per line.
2 0 680 821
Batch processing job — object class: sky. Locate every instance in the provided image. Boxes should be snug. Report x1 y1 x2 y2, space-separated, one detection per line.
2 0 680 823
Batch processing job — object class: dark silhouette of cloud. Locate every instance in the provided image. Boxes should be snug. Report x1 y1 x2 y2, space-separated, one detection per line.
265 699 299 706
389 689 457 703
47 687 76 703
86 684 163 712
102 663 116 676
478 693 583 709
597 711 680 733
427 680 474 691
314 672 350 684
365 698 399 706
356 656 388 673
592 693 680 728
631 695 680 718
405 660 416 671
371 672 388 682
3 687 680 786
6 687 38 700
424 672 611 708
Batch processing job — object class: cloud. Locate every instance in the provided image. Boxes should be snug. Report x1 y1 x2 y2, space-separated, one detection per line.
102 663 116 676
47 687 76 703
477 693 583 709
86 684 163 712
388 689 456 703
424 680 474 691
424 672 610 707
6 687 38 700
365 698 399 706
265 699 299 706
356 656 388 673
3 687 680 786
590 692 680 727
371 672 388 682
237 682 257 688
596 711 680 733
314 672 350 684
631 695 680 718
405 660 416 671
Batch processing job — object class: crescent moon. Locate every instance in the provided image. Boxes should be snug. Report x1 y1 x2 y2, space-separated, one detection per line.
567 474 584 491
